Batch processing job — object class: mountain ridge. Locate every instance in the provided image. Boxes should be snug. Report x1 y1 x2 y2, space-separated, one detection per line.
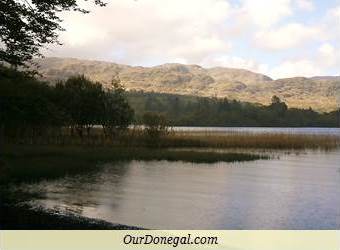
34 57 340 112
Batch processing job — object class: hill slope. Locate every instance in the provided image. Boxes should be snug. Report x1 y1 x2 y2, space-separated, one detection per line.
34 57 340 111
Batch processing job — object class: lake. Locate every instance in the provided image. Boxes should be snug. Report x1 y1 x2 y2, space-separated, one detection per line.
171 126 340 135
12 148 340 229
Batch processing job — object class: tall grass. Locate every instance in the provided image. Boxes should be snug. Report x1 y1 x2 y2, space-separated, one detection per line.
3 127 340 150
161 132 340 150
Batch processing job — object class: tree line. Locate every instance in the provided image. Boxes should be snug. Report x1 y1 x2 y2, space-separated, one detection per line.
127 91 339 127
0 66 134 142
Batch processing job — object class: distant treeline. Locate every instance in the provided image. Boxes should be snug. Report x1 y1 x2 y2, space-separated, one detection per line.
127 91 340 127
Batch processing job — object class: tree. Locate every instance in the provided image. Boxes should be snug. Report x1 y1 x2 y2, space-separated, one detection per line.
336 89 340 127
268 97 286 125
56 75 105 137
271 95 281 105
0 0 106 68
0 65 65 141
101 78 134 137
269 95 288 117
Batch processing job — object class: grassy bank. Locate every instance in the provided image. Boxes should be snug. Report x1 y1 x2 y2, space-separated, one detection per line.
1 145 267 183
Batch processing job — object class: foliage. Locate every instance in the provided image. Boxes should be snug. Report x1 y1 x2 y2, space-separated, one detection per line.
0 0 106 68
0 66 134 140
55 75 105 136
101 78 134 137
271 95 281 104
0 66 63 139
127 91 338 127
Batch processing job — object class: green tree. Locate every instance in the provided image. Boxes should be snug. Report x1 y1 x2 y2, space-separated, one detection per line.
269 95 288 119
55 75 105 137
0 0 106 68
101 79 134 137
0 65 65 141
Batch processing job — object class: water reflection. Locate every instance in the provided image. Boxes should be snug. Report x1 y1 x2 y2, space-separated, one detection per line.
172 127 340 135
14 150 340 229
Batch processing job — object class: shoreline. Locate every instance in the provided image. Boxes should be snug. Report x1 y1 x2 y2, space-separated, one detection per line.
1 145 267 183
0 201 143 230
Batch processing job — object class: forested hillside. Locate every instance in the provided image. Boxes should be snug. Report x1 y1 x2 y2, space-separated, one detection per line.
127 91 339 127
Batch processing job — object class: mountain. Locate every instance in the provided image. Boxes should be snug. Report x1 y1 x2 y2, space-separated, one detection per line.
34 57 340 112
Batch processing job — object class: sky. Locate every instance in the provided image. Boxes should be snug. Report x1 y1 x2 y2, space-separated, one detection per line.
45 0 340 79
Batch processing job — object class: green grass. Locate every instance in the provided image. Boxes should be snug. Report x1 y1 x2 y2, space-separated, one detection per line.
1 145 267 183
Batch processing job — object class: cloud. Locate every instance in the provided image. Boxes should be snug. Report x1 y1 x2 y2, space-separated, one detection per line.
330 5 340 19
254 23 321 50
318 43 337 67
237 0 293 28
326 5 340 39
47 0 232 65
202 55 269 74
269 42 339 79
270 59 321 79
296 0 315 11
43 0 339 79
46 0 296 66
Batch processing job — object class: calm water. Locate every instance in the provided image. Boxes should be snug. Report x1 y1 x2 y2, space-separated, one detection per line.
172 127 340 135
14 149 340 229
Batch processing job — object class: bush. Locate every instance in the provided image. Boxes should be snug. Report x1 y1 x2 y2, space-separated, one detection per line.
142 112 169 140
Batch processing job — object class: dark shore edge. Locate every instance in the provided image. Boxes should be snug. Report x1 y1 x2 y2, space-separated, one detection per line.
0 201 144 230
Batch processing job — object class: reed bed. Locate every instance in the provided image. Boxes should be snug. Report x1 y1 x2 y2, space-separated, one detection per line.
161 132 340 150
4 128 340 150
2 130 339 183
1 145 267 183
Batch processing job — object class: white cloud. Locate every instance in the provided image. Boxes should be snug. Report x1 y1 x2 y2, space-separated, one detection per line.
42 0 340 79
296 0 315 11
269 43 339 79
270 59 321 79
330 5 340 19
47 0 232 65
327 5 340 39
318 43 337 67
319 43 335 55
169 37 232 63
48 0 299 65
202 55 269 74
237 0 293 28
254 23 321 50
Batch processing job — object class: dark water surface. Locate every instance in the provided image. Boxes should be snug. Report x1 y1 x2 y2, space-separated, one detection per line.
12 149 340 229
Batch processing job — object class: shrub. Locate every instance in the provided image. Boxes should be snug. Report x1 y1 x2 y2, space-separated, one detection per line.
142 112 169 140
